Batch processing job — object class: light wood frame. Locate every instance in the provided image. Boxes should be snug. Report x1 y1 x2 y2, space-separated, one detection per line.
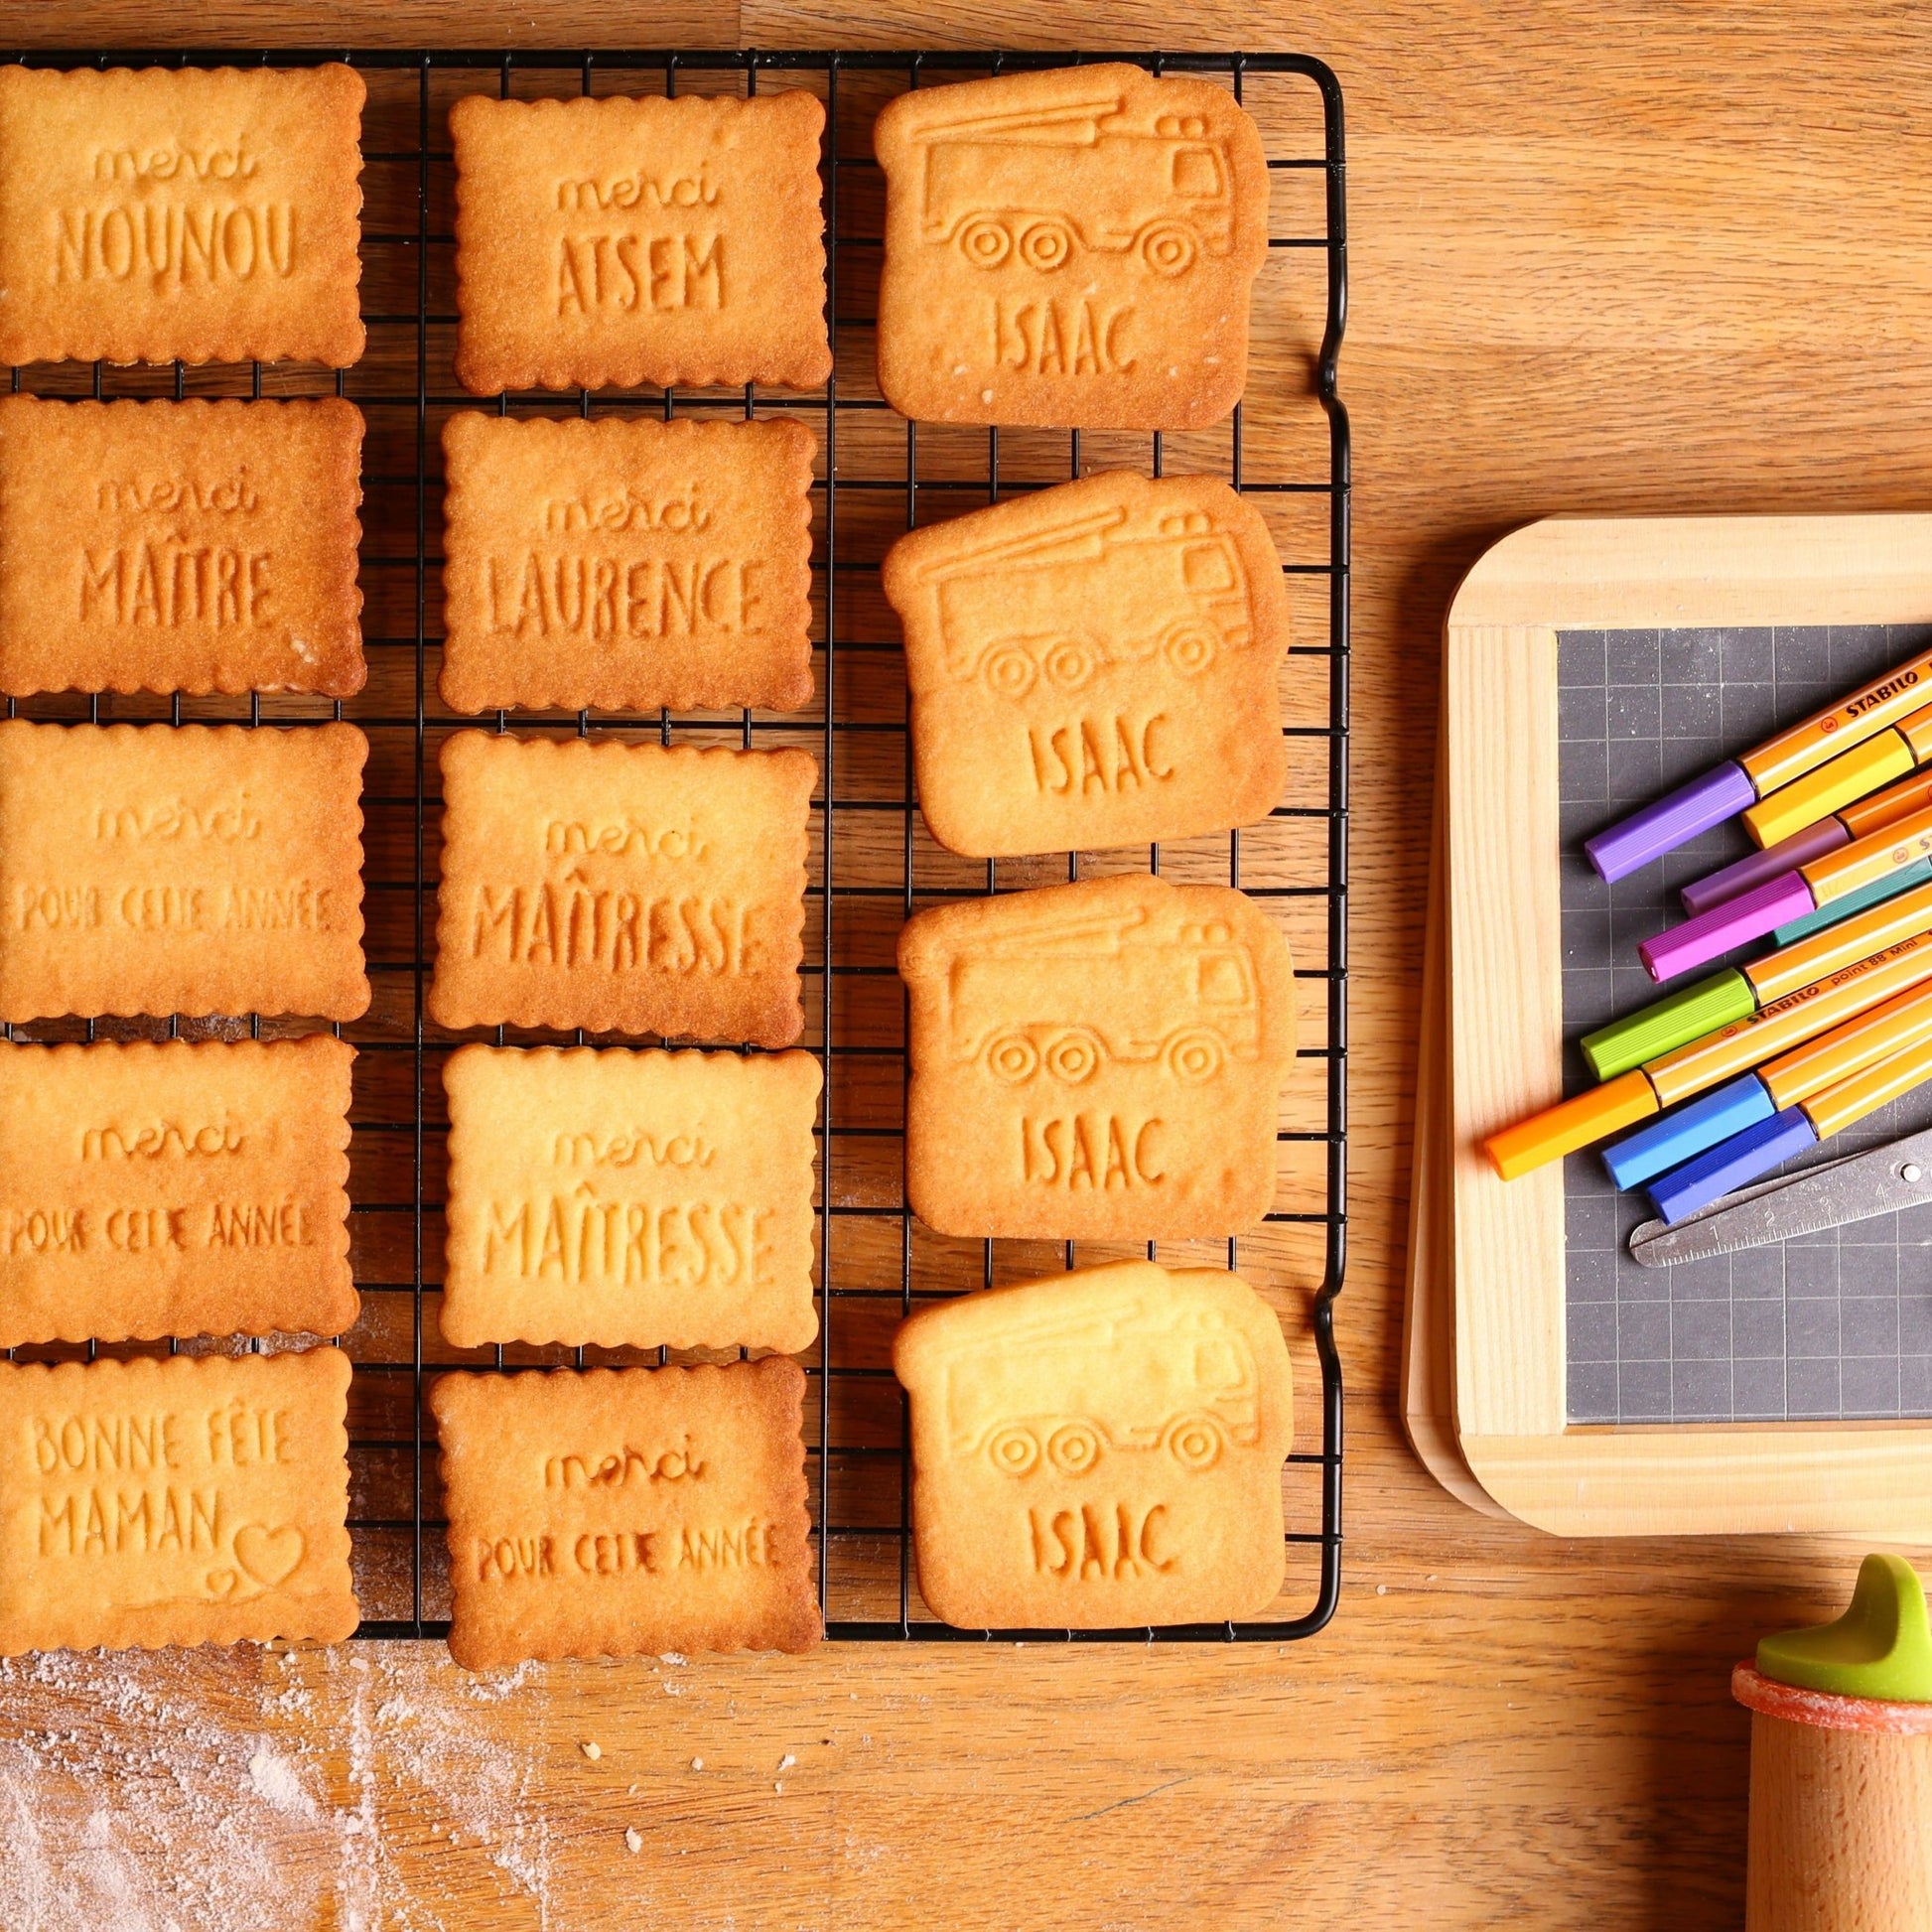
1448 514 1932 1538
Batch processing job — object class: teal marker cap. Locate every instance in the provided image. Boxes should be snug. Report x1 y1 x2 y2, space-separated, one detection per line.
1771 857 1932 947
1580 969 1756 1081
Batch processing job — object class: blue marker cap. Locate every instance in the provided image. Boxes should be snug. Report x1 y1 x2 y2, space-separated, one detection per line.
1647 1104 1820 1227
1602 1073 1776 1191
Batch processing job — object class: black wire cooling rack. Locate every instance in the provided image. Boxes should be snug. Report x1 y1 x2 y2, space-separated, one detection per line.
3 46 1348 1643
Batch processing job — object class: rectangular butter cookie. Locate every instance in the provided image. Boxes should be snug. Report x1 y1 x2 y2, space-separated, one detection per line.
442 1042 820 1353
895 1259 1293 1627
430 733 813 1044
0 1035 355 1347
885 471 1289 856
441 412 814 714
0 395 365 698
0 719 369 1024
898 873 1297 1240
432 1358 820 1667
452 90 831 395
0 65 365 367
874 66 1270 429
0 1347 357 1654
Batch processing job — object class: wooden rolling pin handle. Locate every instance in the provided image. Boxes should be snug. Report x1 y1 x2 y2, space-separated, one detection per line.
1733 1662 1932 1932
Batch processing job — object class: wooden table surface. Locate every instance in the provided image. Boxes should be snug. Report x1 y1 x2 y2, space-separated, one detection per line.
6 3 1931 1926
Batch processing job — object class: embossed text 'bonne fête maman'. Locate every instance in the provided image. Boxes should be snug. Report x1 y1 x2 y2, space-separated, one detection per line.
29 1399 290 1559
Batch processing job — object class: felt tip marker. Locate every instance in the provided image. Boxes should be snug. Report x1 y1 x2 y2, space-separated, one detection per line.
1583 877 1932 1079
1637 800 1932 985
1648 1024 1932 1225
1739 700 1932 851
1483 926 1932 1178
1585 647 1932 883
1682 767 1932 917
1770 858 1932 947
1602 978 1932 1189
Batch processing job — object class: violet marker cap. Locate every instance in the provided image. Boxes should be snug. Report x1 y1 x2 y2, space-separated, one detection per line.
1680 817 1852 917
1637 870 1815 984
1586 760 1757 883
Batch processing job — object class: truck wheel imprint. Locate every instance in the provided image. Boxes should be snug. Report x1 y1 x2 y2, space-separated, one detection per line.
980 643 1038 699
1042 1030 1103 1085
1164 1029 1227 1085
1047 1423 1102 1476
985 1034 1041 1083
1164 623 1218 676
986 1426 1041 1477
1137 223 1198 278
1040 640 1097 690
1166 1415 1224 1471
1018 218 1075 273
957 217 1014 269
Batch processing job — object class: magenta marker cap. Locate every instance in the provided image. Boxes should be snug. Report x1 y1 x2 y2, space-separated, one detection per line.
1586 760 1757 883
1680 817 1851 917
1637 870 1815 984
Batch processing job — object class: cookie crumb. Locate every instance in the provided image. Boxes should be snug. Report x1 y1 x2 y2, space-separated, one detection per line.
690 1757 704 1771
625 1827 643 1854
581 1740 601 1760
777 1753 795 1771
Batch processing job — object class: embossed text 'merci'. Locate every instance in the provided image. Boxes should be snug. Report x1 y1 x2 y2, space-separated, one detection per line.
0 721 369 1026
450 91 830 395
441 415 816 717
430 736 814 1043
0 67 367 368
0 395 369 703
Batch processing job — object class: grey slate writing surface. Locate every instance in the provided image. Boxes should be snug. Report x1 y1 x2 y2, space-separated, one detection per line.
1559 624 1932 1424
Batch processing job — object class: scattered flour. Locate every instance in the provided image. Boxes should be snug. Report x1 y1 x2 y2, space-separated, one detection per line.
247 1741 320 1821
0 1644 556 1932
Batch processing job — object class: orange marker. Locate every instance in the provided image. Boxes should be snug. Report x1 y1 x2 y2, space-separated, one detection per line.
1742 700 1932 850
1483 927 1932 1178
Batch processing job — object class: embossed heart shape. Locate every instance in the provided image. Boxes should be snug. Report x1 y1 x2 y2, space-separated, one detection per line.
232 1524 305 1590
205 1569 239 1599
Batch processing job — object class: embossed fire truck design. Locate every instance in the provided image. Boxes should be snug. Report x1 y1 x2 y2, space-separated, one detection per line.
922 501 1250 700
938 1292 1262 1478
940 899 1261 1087
910 87 1238 278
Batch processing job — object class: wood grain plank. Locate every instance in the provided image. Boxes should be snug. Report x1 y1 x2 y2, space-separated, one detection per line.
12 5 1932 1927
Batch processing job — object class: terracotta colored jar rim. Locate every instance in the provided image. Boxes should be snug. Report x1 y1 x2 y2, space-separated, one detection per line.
1733 1661 1932 1734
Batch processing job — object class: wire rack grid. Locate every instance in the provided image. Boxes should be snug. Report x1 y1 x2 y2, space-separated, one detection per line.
1 46 1349 1642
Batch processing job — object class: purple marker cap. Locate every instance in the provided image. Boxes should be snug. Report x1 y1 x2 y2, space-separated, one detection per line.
1680 817 1851 917
1637 870 1815 984
1586 760 1757 883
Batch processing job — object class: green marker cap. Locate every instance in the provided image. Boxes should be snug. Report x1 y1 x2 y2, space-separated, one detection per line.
1756 1554 1932 1704
1580 969 1756 1081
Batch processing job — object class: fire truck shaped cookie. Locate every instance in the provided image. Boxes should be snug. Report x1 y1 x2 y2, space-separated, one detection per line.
897 874 1298 1243
874 66 1272 431
894 1259 1295 1629
884 472 1290 857
913 87 1239 280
